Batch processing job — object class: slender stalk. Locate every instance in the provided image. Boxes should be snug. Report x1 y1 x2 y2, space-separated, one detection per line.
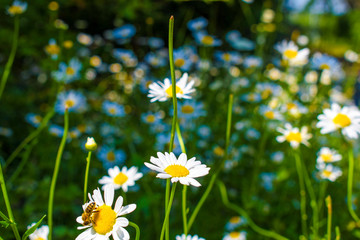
217 180 288 240
347 147 360 223
129 221 141 240
0 15 20 102
0 164 21 240
326 196 332 240
48 109 69 240
176 121 186 153
188 94 233 231
294 151 308 238
83 151 92 203
160 182 177 240
182 185 188 236
335 226 340 240
165 179 170 239
5 109 55 170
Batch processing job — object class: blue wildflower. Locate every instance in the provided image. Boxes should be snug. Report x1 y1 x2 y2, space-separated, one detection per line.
97 145 126 169
148 37 164 49
243 56 262 68
55 90 87 114
226 30 255 51
144 52 167 68
177 100 206 120
25 113 42 128
173 48 194 71
0 127 13 137
48 124 64 138
44 39 60 60
284 0 349 16
52 58 82 83
113 48 138 67
7 0 27 16
214 50 242 66
193 31 222 47
102 101 125 117
187 17 208 32
113 24 136 39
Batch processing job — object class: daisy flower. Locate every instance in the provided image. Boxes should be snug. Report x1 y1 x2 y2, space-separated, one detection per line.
176 234 205 240
25 113 43 128
275 40 309 67
102 101 125 117
276 123 312 149
54 90 87 114
317 164 342 182
28 223 49 240
316 103 360 139
99 166 143 192
144 152 210 187
187 17 208 32
147 73 195 102
316 147 342 168
76 185 136 240
7 0 27 16
225 216 246 231
223 231 247 240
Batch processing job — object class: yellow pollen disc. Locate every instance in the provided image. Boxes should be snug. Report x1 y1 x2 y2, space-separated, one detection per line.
202 36 214 45
214 146 225 156
223 53 231 62
48 1 59 11
107 152 115 161
8 6 23 14
229 216 240 224
146 115 156 123
66 67 75 75
333 113 351 128
110 63 121 73
322 170 332 178
34 115 42 123
261 89 272 99
65 99 75 108
164 165 189 178
45 44 60 55
247 94 256 102
181 105 194 114
264 111 275 119
286 103 296 110
90 56 102 67
229 232 241 238
114 172 128 185
286 132 302 143
108 108 117 115
283 49 298 59
321 153 333 162
35 238 45 240
320 64 330 70
63 40 73 49
92 205 117 235
175 58 185 67
165 85 183 98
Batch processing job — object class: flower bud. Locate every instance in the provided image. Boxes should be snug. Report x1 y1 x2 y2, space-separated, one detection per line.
85 137 97 151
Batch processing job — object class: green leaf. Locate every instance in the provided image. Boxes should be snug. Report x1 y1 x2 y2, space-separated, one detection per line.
22 215 46 240
0 234 4 240
0 211 10 222
0 220 10 228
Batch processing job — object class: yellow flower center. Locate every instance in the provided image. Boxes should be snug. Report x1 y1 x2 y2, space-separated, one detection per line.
202 36 214 45
321 153 333 162
175 58 185 67
214 146 225 156
223 53 231 62
66 67 75 75
181 105 194 114
48 1 59 11
286 103 296 110
45 44 60 55
106 152 115 162
165 85 183 98
90 56 102 67
92 205 117 235
322 170 332 178
229 216 240 224
77 124 86 133
108 108 117 115
65 99 75 108
264 111 275 119
283 49 298 59
229 232 241 238
320 64 330 70
146 115 156 123
35 238 45 240
164 165 189 177
286 132 302 143
34 115 42 123
333 113 351 128
63 40 73 49
247 93 256 102
8 6 24 15
114 172 128 185
261 89 272 99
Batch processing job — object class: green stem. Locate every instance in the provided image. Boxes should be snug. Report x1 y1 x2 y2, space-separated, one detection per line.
0 15 20 102
83 151 92 203
5 109 55 170
165 179 170 239
347 146 360 223
0 163 21 240
129 221 140 240
182 185 188 236
160 182 177 240
176 121 186 153
217 180 288 240
187 94 233 231
335 226 340 240
294 151 308 238
48 109 69 240
326 196 332 240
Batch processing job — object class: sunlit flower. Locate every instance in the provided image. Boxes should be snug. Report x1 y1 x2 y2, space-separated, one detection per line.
316 103 360 139
275 40 309 66
276 123 312 149
317 164 342 182
27 223 49 240
223 231 247 240
55 90 87 114
147 73 195 102
225 216 247 231
316 147 341 168
48 1 59 11
7 0 27 16
259 105 282 120
145 152 210 187
176 234 205 240
99 166 143 192
193 32 222 47
214 51 242 66
76 185 136 240
77 33 93 46
176 100 206 120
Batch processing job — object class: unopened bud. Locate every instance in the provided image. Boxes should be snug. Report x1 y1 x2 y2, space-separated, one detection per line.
85 137 97 151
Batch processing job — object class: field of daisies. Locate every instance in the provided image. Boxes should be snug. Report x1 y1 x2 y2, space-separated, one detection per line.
1 0 360 240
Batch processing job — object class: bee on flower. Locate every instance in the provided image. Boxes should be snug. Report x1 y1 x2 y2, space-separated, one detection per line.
276 123 312 149
316 103 360 139
223 231 247 240
317 164 342 182
145 152 210 187
176 234 205 240
99 166 143 192
27 223 49 240
316 147 342 169
147 73 195 102
76 185 136 240
7 0 27 16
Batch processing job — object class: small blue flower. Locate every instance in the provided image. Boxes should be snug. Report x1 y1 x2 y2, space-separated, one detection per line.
102 101 125 117
260 172 276 191
226 30 255 51
113 24 136 39
243 55 262 68
55 90 87 114
97 146 126 169
197 125 211 138
193 31 222 47
155 132 181 155
7 0 27 16
25 113 42 128
113 48 138 67
284 0 349 16
48 124 64 138
99 123 121 137
271 151 284 163
0 127 13 137
148 37 164 49
187 17 208 32
173 47 194 71
311 53 341 72
240 92 261 103
44 38 60 60
177 100 206 120
214 51 242 66
144 52 167 68
52 58 82 83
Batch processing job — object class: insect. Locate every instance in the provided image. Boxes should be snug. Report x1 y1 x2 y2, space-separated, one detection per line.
82 202 98 226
